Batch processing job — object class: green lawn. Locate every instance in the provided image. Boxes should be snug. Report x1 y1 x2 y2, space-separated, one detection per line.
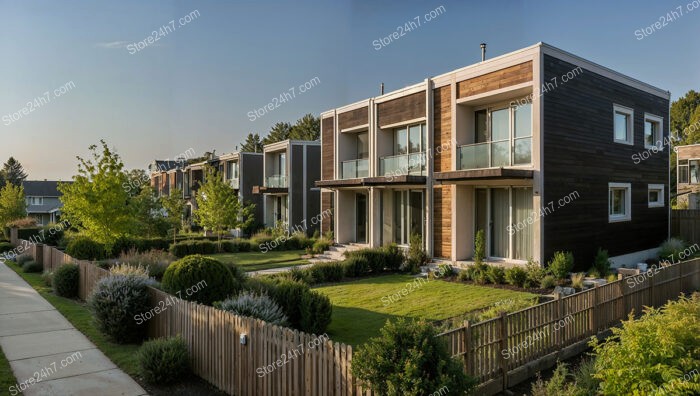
0 346 16 395
4 261 142 378
314 274 538 345
207 250 308 271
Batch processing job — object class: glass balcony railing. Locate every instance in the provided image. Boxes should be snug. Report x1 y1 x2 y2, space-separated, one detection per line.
341 159 369 179
265 175 287 188
458 138 531 170
379 152 426 177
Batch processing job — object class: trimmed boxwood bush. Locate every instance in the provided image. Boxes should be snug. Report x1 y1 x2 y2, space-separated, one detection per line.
221 239 253 253
22 260 43 273
138 336 190 384
268 280 308 328
162 255 243 305
300 291 332 335
168 240 218 258
88 274 153 343
113 236 171 255
342 256 371 277
66 236 105 260
215 291 288 326
308 262 344 284
53 264 79 298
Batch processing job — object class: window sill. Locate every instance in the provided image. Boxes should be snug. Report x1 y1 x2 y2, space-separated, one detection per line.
648 203 665 208
608 216 631 223
613 139 634 146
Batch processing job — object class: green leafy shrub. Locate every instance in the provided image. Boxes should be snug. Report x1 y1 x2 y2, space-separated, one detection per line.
168 240 217 258
658 238 687 262
41 270 53 287
592 248 612 277
53 264 79 298
290 232 314 250
352 319 476 396
287 267 315 285
540 275 557 289
431 264 454 279
342 255 370 277
457 270 470 282
267 280 308 329
17 227 41 241
22 260 43 273
505 266 528 287
221 239 253 253
88 274 153 343
486 265 505 284
347 249 385 273
162 255 243 305
530 362 584 396
405 233 428 274
308 262 344 284
524 260 547 288
466 262 489 284
16 254 32 265
215 291 288 326
66 236 105 260
382 243 404 270
138 336 190 384
300 291 332 334
0 241 13 253
591 294 700 395
41 223 66 246
548 251 574 280
474 229 485 265
570 272 585 289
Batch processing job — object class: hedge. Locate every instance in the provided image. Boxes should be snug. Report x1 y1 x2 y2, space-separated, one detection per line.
17 227 41 241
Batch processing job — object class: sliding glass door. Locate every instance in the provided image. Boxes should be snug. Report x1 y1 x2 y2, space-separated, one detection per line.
490 188 510 258
474 187 533 261
393 190 424 245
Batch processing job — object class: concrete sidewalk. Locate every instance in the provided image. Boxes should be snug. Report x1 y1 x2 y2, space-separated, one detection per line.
0 262 147 396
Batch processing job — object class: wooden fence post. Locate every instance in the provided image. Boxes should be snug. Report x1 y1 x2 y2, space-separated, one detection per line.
555 292 563 353
462 320 471 375
650 268 656 307
499 312 508 392
592 283 599 334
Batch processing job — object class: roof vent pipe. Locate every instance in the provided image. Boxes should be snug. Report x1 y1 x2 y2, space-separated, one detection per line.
480 43 487 61
380 83 384 95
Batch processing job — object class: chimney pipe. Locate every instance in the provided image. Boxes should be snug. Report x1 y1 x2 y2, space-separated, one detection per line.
380 83 384 95
480 43 487 61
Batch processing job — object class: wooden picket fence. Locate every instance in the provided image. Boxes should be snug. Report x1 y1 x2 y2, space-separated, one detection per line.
16 240 368 396
438 257 700 395
12 235 700 395
672 209 700 245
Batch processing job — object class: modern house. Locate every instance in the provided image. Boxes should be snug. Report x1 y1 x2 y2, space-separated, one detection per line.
676 144 700 208
149 159 185 197
317 42 670 268
23 180 70 225
253 139 321 235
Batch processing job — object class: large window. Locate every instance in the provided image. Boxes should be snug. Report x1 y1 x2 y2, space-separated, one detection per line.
27 196 43 205
644 113 663 149
475 187 533 261
679 159 689 184
381 123 427 176
226 161 239 180
392 190 424 246
356 132 369 159
613 104 634 145
394 123 426 155
609 182 631 222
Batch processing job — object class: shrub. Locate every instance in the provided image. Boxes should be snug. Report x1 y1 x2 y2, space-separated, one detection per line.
308 262 344 284
505 267 528 287
138 336 190 384
432 264 454 279
486 265 506 284
41 270 53 286
22 260 43 273
162 255 243 305
216 291 288 326
457 270 470 282
300 291 332 334
41 223 66 246
290 231 314 250
474 229 486 265
466 262 489 284
548 251 574 280
88 274 153 343
405 233 428 274
16 254 32 265
66 236 105 260
267 280 308 328
0 241 13 253
17 227 41 241
6 217 37 228
540 275 557 289
524 260 547 288
52 264 79 298
606 273 618 283
591 295 700 395
658 238 687 263
109 263 150 278
311 238 332 255
118 248 174 279
168 240 217 258
352 319 476 396
530 362 583 396
382 243 404 271
570 272 585 289
592 248 612 277
342 255 370 278
286 267 315 285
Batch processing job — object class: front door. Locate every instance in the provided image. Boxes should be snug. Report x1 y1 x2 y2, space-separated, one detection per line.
356 193 367 243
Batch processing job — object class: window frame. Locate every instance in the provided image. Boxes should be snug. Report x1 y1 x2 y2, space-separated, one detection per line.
27 196 44 206
613 104 634 145
679 159 689 184
608 182 631 223
644 113 664 150
647 184 665 208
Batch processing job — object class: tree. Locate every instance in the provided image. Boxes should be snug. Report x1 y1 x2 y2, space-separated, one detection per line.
0 183 26 226
671 90 700 142
59 141 136 253
240 133 264 153
2 157 28 187
161 188 186 240
289 114 320 141
193 165 254 248
123 168 149 197
131 185 169 237
262 122 292 145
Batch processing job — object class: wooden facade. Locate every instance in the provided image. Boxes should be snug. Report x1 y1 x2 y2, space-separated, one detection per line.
338 107 368 131
433 85 452 173
321 117 335 181
377 91 425 128
433 186 452 258
456 61 532 99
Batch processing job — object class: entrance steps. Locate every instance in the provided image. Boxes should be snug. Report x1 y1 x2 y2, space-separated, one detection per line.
308 243 367 264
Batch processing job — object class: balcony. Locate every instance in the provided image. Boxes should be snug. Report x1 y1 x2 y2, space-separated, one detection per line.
266 175 287 188
341 159 369 179
228 178 240 189
379 152 426 177
458 138 531 170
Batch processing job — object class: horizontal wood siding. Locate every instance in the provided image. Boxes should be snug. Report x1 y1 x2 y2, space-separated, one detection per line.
542 55 670 268
377 91 426 127
322 117 335 180
321 192 333 234
457 61 532 99
676 145 700 159
338 107 368 130
433 186 452 258
433 85 452 173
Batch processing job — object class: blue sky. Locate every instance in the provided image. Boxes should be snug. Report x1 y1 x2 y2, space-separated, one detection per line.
1 0 698 179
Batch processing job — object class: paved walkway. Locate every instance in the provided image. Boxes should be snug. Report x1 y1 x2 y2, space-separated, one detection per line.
249 263 313 276
0 262 147 396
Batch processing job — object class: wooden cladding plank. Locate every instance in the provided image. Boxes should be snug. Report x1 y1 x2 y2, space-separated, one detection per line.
433 185 452 258
377 91 426 127
322 117 335 180
457 61 533 99
433 85 452 173
321 192 333 234
338 107 368 130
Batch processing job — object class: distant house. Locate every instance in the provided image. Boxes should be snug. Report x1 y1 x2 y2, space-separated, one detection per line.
22 180 70 225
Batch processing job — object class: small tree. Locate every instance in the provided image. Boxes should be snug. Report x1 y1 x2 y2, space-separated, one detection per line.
161 188 185 242
0 183 26 226
352 319 476 396
474 229 485 266
132 185 169 237
193 165 254 249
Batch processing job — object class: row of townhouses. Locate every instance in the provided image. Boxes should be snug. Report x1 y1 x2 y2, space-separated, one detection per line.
151 42 671 267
